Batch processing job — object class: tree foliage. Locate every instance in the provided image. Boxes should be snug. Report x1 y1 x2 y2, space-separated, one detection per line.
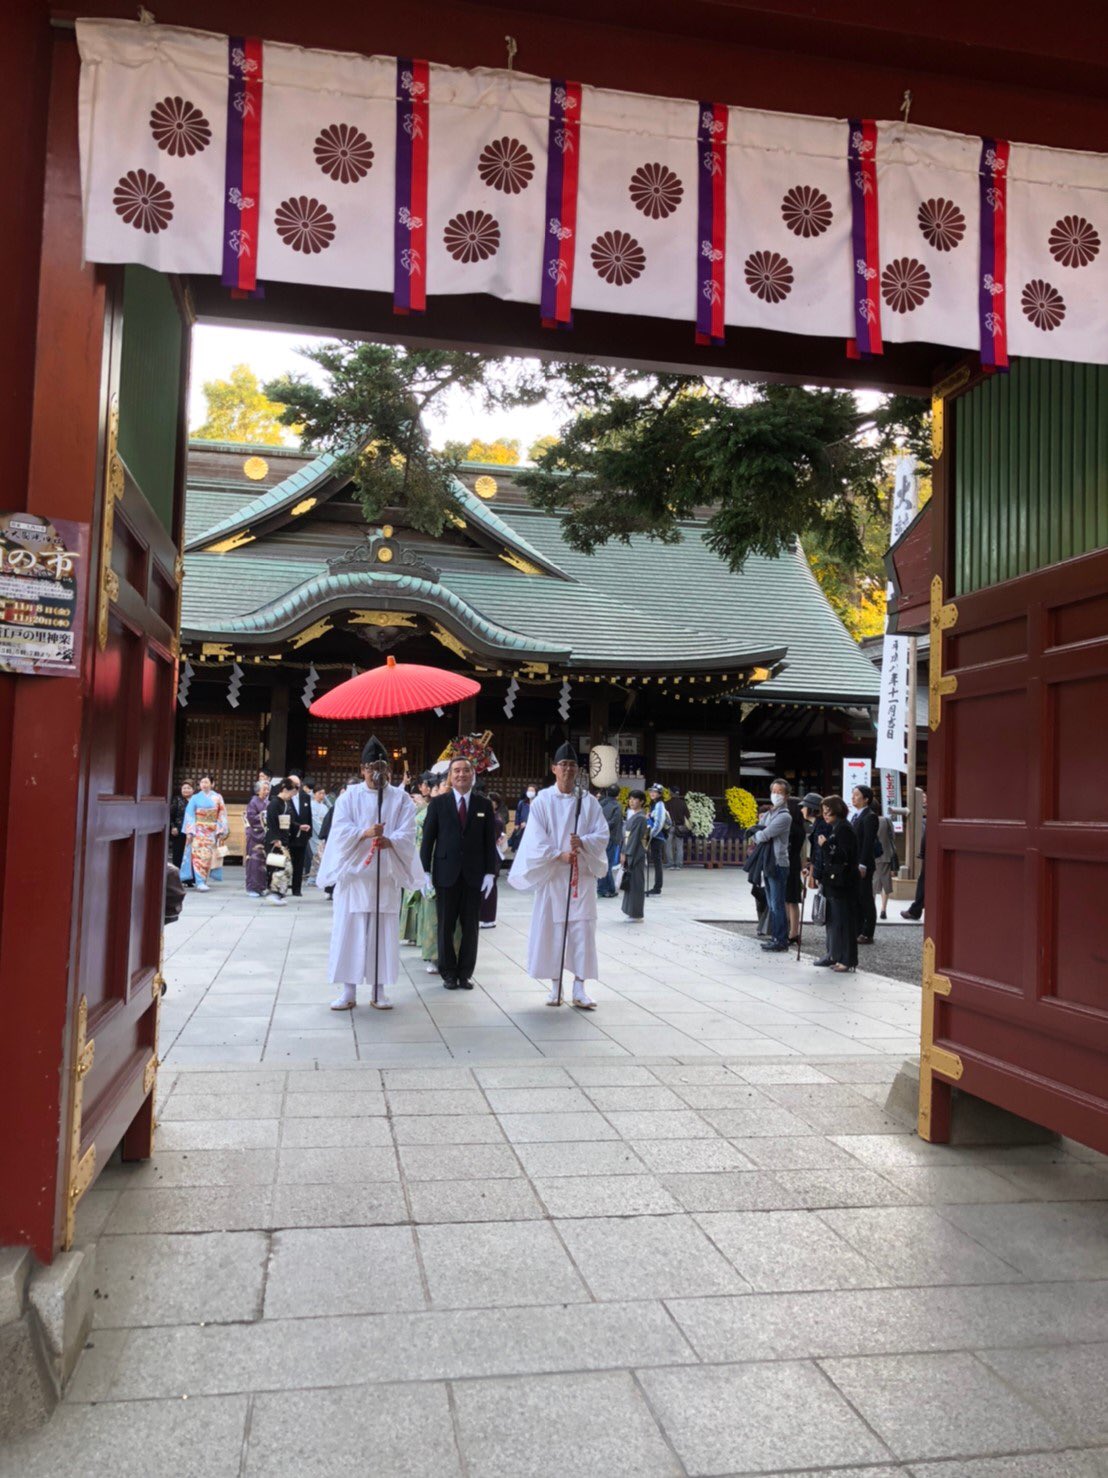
439 437 521 465
192 364 297 445
264 343 544 534
263 341 930 585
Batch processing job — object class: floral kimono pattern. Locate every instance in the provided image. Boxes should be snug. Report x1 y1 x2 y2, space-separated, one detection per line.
182 789 228 884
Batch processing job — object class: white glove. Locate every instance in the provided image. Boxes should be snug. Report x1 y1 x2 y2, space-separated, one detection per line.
481 873 495 898
423 872 434 896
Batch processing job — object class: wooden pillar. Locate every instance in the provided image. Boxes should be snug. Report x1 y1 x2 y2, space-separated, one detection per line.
459 696 477 733
268 680 289 774
589 691 609 748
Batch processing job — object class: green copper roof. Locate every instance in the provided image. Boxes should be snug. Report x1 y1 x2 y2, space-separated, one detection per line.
185 447 343 552
180 449 881 701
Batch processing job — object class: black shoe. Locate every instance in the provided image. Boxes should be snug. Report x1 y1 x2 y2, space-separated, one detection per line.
901 908 922 920
442 976 461 990
459 979 474 991
857 935 874 944
761 942 788 952
646 889 662 896
813 955 833 967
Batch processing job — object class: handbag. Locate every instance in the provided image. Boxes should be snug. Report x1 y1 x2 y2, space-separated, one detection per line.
216 844 229 860
265 847 287 868
612 864 624 891
810 891 827 925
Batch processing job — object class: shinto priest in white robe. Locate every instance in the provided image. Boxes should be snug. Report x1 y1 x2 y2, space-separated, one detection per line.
316 781 423 989
507 785 609 980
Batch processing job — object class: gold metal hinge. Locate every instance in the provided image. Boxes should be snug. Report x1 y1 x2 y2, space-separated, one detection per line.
143 1055 159 1097
918 937 964 1140
930 363 971 462
63 996 96 1250
928 575 958 731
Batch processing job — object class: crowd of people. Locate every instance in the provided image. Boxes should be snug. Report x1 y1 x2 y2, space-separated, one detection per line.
170 754 923 1005
745 780 924 972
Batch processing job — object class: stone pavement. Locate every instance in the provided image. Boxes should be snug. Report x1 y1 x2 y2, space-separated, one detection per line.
4 872 1107 1476
157 869 926 1067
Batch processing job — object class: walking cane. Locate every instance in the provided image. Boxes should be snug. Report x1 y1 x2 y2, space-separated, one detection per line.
796 873 808 962
371 761 387 1006
555 768 585 1007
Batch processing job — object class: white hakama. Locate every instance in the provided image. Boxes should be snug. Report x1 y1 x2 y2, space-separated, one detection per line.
316 782 423 990
507 786 609 981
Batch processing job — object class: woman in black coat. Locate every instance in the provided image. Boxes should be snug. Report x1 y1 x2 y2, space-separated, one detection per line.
817 794 859 972
851 784 879 943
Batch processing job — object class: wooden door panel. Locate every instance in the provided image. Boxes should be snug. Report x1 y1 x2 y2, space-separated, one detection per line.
928 541 1108 1153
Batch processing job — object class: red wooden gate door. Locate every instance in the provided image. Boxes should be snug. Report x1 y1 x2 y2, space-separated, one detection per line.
921 365 1108 1153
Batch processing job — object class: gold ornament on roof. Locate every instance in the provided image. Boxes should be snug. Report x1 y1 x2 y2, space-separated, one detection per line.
243 456 269 480
474 475 498 499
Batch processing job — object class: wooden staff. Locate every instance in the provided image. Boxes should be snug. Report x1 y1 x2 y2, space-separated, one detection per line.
796 873 808 962
555 768 586 1007
371 762 387 1005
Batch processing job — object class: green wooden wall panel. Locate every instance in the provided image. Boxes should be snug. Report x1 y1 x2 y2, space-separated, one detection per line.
117 266 181 535
954 359 1108 596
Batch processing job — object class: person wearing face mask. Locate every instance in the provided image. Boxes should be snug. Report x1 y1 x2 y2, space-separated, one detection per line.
510 784 538 855
750 779 793 952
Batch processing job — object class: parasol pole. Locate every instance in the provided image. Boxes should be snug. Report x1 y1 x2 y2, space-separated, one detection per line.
555 766 586 1007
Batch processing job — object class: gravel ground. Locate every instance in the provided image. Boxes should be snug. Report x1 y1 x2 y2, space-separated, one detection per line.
701 913 926 986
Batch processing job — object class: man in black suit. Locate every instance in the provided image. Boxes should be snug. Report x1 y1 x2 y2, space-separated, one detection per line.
286 771 314 897
420 757 498 990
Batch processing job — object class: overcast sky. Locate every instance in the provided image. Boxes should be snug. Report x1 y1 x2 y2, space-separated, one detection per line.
189 323 563 454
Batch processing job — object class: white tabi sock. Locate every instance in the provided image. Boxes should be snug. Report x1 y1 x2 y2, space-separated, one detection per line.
330 983 357 1010
546 979 562 1006
572 977 596 1009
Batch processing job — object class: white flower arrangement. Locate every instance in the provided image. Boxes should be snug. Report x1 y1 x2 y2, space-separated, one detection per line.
684 791 716 839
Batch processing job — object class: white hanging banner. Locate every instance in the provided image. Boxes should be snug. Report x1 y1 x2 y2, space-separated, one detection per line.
876 455 920 774
75 19 1108 364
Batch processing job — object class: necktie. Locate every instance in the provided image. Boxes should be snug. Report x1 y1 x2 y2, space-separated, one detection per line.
458 796 467 828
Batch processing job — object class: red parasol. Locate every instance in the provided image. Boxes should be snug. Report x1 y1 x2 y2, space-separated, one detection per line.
308 654 480 720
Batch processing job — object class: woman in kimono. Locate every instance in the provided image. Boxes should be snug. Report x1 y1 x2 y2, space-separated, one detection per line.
263 777 295 906
181 774 229 892
400 800 429 945
244 777 270 897
815 794 859 972
620 789 649 922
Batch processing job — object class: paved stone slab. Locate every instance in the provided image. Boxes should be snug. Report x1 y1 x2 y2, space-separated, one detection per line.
282 1091 386 1118
822 1351 1063 1461
603 1110 718 1140
406 1177 545 1224
513 1140 648 1178
638 1361 891 1474
391 1114 506 1144
631 1137 751 1174
154 1119 281 1151
979 1343 1108 1446
102 1187 274 1235
92 1231 266 1328
264 1227 425 1319
106 1301 696 1399
98 1149 277 1189
495 1111 619 1142
397 1143 522 1181
0 1394 249 1478
245 1382 460 1477
275 1146 399 1184
285 1070 383 1092
667 1282 1108 1363
452 1370 680 1477
279 1117 393 1148
660 1172 792 1213
818 1206 1026 1284
386 1090 491 1116
418 1220 589 1308
271 1183 409 1229
159 1091 284 1121
904 1453 1108 1477
535 1175 682 1218
694 1210 881 1292
557 1213 749 1300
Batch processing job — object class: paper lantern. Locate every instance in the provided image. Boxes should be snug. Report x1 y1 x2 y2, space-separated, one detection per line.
588 743 620 788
